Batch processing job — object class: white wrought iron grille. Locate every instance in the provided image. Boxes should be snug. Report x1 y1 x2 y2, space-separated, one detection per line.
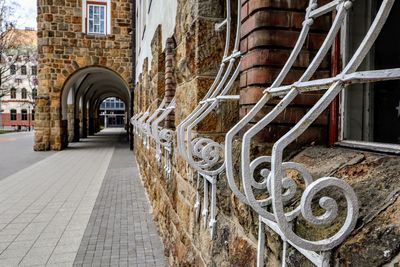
176 0 242 238
131 96 176 179
224 0 399 266
151 98 176 179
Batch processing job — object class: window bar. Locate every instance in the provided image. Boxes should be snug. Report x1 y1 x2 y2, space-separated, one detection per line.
176 0 241 239
131 111 144 135
151 99 175 169
224 0 396 266
137 111 150 140
202 175 209 227
130 112 141 134
194 172 201 221
143 98 167 149
134 98 159 140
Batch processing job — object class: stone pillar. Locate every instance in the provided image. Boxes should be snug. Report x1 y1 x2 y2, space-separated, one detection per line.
79 110 83 138
33 96 51 151
61 119 68 149
73 118 80 142
82 114 87 138
67 104 75 142
239 0 330 145
164 37 176 129
89 117 95 135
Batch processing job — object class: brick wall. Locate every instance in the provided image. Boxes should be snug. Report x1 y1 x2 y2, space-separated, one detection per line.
239 0 331 145
164 37 176 129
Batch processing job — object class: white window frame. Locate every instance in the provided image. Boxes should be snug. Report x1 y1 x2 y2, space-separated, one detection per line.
338 0 400 154
82 0 112 35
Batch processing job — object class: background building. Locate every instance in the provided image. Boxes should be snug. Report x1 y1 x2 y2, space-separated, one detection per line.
0 28 38 131
99 97 126 128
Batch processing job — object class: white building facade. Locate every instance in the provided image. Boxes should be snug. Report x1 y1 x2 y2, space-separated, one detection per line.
0 54 38 131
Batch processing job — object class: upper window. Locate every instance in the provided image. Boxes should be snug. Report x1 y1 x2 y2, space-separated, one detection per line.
21 88 27 99
21 66 27 75
341 0 400 146
10 65 16 75
31 66 37 76
10 88 16 99
88 4 106 34
83 0 111 35
32 88 37 99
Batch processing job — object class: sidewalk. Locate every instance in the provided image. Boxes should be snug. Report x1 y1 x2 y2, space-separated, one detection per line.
0 129 166 267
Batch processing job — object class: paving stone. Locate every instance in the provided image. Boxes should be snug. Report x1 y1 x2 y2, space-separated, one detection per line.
0 129 166 266
73 132 166 267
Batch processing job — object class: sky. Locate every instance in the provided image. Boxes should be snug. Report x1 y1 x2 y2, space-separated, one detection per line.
9 0 37 29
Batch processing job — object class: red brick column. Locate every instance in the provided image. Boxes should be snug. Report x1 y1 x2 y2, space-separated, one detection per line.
239 0 330 145
164 37 176 129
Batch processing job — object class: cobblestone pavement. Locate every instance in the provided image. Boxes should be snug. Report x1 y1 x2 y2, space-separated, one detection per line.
0 129 166 267
72 134 166 267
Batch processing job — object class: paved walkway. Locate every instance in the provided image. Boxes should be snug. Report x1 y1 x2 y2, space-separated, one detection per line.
0 129 165 267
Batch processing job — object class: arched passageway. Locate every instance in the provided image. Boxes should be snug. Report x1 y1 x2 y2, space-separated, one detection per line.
60 67 130 148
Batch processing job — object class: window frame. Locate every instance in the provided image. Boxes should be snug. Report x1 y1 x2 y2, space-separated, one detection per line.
21 109 28 121
20 65 27 75
10 64 16 75
32 88 37 99
87 2 107 35
83 0 111 35
10 109 17 121
10 88 16 99
21 88 27 99
337 0 400 154
31 66 37 76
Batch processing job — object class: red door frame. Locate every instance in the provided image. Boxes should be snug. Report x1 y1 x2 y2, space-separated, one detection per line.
328 13 341 146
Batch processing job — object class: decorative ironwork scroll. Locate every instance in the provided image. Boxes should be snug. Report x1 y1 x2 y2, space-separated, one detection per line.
131 97 176 179
151 98 176 179
143 98 167 149
224 0 398 266
176 0 242 238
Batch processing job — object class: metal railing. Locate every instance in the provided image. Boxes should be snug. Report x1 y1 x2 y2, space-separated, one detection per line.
151 98 176 179
225 0 398 266
176 0 242 238
132 0 399 265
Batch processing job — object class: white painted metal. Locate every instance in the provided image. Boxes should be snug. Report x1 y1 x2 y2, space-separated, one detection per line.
175 0 243 239
133 0 397 265
224 0 396 266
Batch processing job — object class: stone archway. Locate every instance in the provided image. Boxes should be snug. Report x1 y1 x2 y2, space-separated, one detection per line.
59 67 130 149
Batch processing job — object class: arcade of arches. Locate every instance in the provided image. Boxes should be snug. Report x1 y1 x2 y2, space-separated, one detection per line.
60 67 130 146
34 66 132 151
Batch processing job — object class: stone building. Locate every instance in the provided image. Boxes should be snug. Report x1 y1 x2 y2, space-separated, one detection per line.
0 29 38 131
35 0 400 266
133 0 400 266
35 0 133 150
